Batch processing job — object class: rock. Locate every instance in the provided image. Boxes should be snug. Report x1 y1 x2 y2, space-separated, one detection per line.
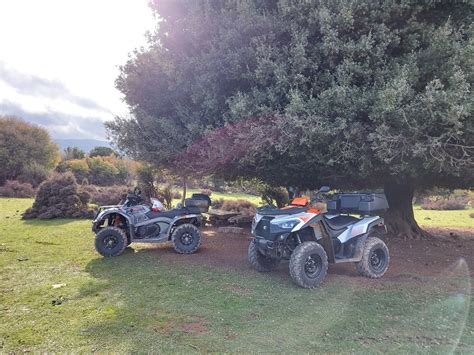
17 256 28 261
52 283 66 289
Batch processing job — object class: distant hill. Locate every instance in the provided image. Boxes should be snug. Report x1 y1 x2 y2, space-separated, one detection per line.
54 139 112 153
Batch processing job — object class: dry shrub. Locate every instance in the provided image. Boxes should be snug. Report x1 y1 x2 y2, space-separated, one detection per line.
211 198 225 209
172 190 182 200
421 198 467 210
157 184 174 209
0 180 36 198
83 185 128 206
221 199 256 216
469 212 474 219
23 172 94 219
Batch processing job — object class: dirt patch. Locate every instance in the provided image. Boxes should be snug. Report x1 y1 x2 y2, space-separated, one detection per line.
141 226 474 284
180 318 209 334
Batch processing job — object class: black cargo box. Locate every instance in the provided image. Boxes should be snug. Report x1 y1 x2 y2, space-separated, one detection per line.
327 193 389 215
185 193 211 213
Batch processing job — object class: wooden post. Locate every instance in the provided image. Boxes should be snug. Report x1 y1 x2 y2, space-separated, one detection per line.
181 176 187 205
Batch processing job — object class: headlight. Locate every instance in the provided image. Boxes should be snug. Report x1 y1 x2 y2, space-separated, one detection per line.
272 219 299 230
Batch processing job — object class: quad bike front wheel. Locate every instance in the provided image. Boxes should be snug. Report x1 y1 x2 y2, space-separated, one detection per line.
171 224 202 254
248 240 279 272
356 236 390 278
289 241 328 289
95 227 128 257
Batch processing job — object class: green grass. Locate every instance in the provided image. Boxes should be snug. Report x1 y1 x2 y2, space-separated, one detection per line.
0 198 473 352
414 206 474 228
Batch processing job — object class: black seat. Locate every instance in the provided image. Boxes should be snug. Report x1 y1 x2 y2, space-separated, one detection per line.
256 206 308 216
324 215 360 230
146 208 187 219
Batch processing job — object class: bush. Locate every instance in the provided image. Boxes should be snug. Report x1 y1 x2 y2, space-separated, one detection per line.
211 198 225 209
157 184 173 209
83 185 128 206
0 180 35 198
420 198 467 210
23 172 94 219
259 185 289 208
19 163 50 187
470 212 474 219
221 199 257 217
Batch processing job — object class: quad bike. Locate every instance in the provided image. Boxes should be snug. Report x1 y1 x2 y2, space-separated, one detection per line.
248 186 390 288
92 188 211 257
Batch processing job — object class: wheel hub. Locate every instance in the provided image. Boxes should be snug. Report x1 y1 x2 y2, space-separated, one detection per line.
370 248 386 271
103 235 118 249
180 232 194 245
304 254 322 278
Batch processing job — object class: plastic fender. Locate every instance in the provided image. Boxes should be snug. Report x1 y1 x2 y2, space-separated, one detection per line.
291 213 323 232
345 217 385 261
93 210 133 237
166 215 200 240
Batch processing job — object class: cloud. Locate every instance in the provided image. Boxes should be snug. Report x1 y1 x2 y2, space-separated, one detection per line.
0 61 110 112
0 100 107 139
0 63 115 139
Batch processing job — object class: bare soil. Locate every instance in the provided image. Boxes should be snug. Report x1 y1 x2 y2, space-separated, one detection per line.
143 226 474 284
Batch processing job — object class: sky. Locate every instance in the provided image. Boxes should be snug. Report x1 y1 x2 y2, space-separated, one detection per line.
0 0 155 140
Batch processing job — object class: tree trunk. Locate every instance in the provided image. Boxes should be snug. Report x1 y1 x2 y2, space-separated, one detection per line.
181 176 187 205
383 182 430 239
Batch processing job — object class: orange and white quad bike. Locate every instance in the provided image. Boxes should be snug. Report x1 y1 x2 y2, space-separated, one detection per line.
248 186 390 288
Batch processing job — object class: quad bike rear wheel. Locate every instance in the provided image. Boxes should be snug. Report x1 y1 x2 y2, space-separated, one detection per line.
289 241 328 289
172 224 202 254
248 240 279 272
356 236 390 278
95 227 128 257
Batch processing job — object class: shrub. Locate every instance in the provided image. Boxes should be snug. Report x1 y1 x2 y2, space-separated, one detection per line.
200 189 212 196
157 184 174 209
221 199 257 217
84 185 128 206
172 190 182 200
211 198 224 209
23 172 94 219
259 185 289 208
420 198 467 210
0 180 35 198
470 212 474 219
19 163 50 187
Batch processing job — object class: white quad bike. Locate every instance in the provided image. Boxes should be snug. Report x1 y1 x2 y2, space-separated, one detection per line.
248 186 390 288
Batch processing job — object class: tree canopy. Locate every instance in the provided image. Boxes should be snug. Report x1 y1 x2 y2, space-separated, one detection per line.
108 0 474 237
0 116 60 185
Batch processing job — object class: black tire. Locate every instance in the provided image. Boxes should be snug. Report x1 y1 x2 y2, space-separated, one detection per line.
289 242 328 289
356 237 390 278
248 240 279 272
95 227 128 257
171 224 202 254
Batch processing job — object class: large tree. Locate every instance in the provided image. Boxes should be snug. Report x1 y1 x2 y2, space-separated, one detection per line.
108 0 473 238
0 116 60 185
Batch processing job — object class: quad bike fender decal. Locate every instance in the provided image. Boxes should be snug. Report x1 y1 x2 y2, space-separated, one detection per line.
337 216 381 243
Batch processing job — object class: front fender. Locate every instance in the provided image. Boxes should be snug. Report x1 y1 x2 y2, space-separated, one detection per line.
92 209 132 233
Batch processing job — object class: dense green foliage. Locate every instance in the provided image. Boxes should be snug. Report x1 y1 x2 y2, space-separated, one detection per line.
63 146 86 160
56 156 134 186
0 116 60 185
108 0 473 236
89 146 115 158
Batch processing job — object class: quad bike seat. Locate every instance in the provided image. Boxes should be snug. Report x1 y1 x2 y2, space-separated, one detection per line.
257 206 308 216
324 215 360 230
146 207 200 220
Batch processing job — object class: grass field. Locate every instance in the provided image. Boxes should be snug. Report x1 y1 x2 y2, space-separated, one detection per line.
0 198 472 352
